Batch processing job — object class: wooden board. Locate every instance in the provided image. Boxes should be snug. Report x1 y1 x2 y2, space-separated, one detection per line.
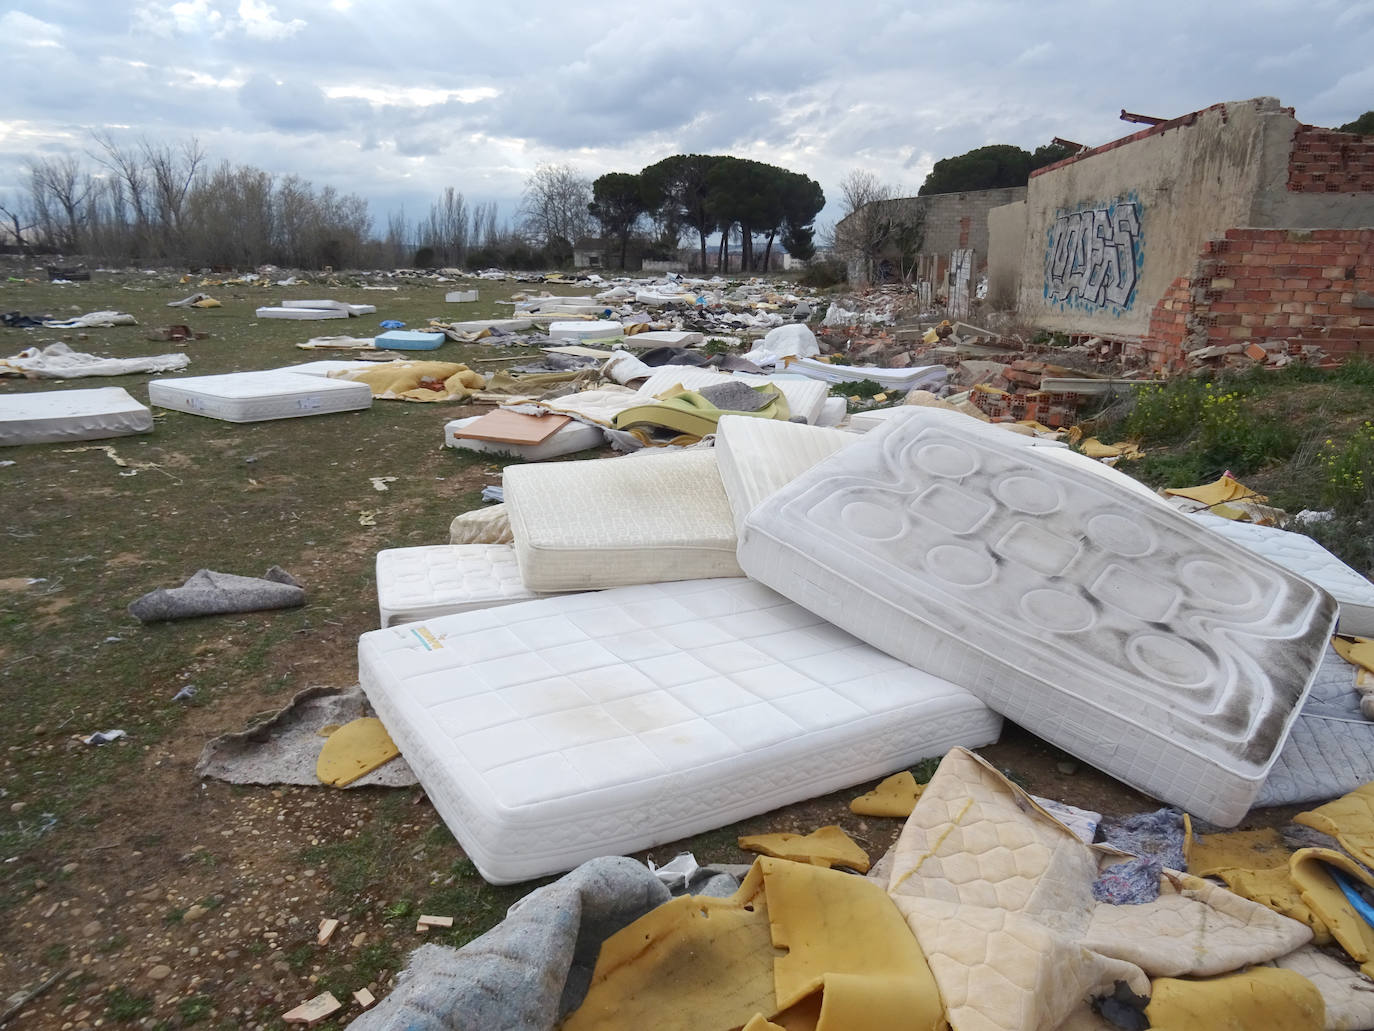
453 409 570 446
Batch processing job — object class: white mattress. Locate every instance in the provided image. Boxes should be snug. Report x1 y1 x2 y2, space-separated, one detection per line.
148 371 373 422
281 300 375 316
738 407 1339 827
254 306 350 320
627 331 704 347
357 578 1003 882
637 366 828 426
272 360 387 378
817 396 847 427
444 416 605 462
547 320 624 341
375 544 548 627
787 356 949 392
714 415 855 532
0 387 153 446
503 448 742 591
1190 512 1374 637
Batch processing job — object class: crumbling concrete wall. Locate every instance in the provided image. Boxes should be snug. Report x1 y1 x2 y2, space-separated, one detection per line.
1017 99 1294 339
986 200 1026 308
920 187 1026 261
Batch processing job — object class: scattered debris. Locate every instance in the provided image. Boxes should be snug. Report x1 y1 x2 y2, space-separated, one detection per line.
282 991 342 1026
83 729 126 745
317 917 340 945
369 476 397 492
128 566 305 623
353 988 376 1009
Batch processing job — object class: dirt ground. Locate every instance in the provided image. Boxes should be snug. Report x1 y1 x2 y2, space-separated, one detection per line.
0 269 1310 1030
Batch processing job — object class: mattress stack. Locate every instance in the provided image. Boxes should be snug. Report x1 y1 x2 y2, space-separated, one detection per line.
361 406 1349 883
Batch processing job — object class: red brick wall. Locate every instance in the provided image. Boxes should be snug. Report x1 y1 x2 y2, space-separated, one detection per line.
1140 228 1374 371
1289 127 1374 192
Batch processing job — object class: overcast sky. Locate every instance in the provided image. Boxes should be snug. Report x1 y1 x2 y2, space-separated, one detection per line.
2 0 1372 235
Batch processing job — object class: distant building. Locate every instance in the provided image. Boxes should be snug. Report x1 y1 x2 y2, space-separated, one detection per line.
572 238 606 269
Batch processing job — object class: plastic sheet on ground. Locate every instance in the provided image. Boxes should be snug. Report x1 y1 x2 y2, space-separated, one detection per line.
0 342 189 379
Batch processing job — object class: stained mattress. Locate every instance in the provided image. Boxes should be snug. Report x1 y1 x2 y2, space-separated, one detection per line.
738 407 1339 826
148 371 373 422
0 387 153 446
375 544 549 627
503 448 742 591
1190 512 1374 636
357 578 1003 883
637 366 828 425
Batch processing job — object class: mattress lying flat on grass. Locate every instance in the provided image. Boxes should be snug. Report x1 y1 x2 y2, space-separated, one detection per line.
358 578 1002 883
739 407 1339 827
148 371 372 422
375 544 550 627
0 387 153 446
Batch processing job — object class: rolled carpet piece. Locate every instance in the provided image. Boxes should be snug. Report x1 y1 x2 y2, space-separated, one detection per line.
128 566 305 623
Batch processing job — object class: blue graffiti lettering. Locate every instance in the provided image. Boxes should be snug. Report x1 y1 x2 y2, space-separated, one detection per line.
1045 200 1142 311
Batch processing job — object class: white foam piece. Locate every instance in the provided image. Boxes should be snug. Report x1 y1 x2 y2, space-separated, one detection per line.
1190 512 1374 637
445 290 479 303
504 448 741 591
636 366 828 426
443 416 605 461
547 320 625 341
787 356 949 392
817 396 847 427
148 371 372 423
0 387 152 446
358 577 1002 882
375 544 550 627
447 318 533 333
628 331 705 347
281 300 376 316
738 406 1339 826
255 306 350 320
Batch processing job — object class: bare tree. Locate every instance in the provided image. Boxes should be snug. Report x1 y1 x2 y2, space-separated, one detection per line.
90 131 152 255
142 136 205 255
418 187 469 267
0 193 36 253
27 156 90 252
833 169 900 284
518 163 590 262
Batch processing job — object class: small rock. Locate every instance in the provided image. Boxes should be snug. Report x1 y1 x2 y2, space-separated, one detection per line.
183 904 210 923
350 932 366 949
147 964 172 981
11 802 26 813
80 920 101 938
1056 761 1079 775
61 862 78 875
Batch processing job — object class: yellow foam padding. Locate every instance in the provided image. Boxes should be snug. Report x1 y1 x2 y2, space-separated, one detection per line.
562 862 778 1031
1290 847 1374 974
1144 967 1324 1030
315 717 399 787
336 361 485 401
850 771 925 818
1333 635 1374 676
191 296 221 308
1296 782 1374 871
1078 437 1143 460
613 384 789 437
1183 819 1326 941
565 857 945 1031
738 826 870 873
1163 474 1268 506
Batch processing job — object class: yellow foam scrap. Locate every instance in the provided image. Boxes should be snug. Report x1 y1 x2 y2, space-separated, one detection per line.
1144 968 1323 1030
850 772 925 818
338 361 485 402
316 723 342 738
738 826 870 873
1184 819 1327 940
1079 437 1143 460
562 862 779 1030
191 296 222 308
1291 847 1374 973
1296 782 1374 870
315 717 399 787
761 858 944 1028
1163 474 1268 507
1333 635 1374 676
742 1016 787 1031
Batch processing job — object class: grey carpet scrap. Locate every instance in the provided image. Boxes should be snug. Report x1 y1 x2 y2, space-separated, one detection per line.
697 380 771 413
348 856 670 1031
195 685 417 789
128 566 305 623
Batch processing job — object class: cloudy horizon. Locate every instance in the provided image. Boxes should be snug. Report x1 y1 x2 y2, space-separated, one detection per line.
2 0 1372 238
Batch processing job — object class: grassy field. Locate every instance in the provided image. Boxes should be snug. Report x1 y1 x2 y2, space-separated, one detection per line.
1 267 1369 1029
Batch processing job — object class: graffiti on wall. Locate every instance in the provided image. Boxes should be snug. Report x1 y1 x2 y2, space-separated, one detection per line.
1044 196 1143 313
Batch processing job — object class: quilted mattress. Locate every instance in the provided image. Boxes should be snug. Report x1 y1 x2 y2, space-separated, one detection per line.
637 366 828 426
503 448 742 591
147 371 373 422
444 416 605 461
714 415 855 532
357 578 1002 883
0 387 153 446
1190 512 1374 636
375 544 547 627
739 407 1339 826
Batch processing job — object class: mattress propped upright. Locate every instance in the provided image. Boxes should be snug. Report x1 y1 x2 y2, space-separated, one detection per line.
738 407 1339 826
358 578 1001 883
